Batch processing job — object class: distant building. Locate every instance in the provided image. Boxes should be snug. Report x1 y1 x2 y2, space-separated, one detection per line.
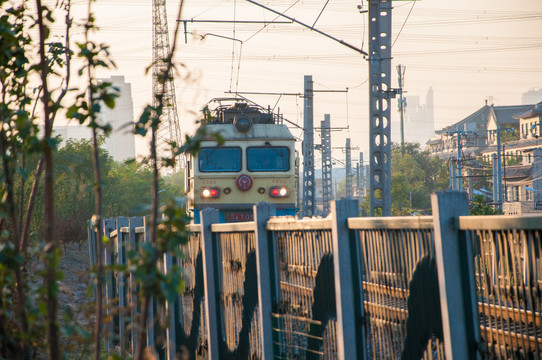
53 75 136 162
397 87 435 146
98 76 136 162
427 102 531 161
522 88 542 105
426 101 542 214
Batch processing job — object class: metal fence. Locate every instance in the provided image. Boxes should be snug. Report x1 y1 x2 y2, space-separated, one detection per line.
88 193 542 360
175 224 208 359
212 225 261 359
350 217 445 360
460 216 542 359
268 218 337 359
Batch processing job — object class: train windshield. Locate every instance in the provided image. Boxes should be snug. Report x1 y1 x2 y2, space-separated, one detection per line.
247 146 290 171
199 147 241 172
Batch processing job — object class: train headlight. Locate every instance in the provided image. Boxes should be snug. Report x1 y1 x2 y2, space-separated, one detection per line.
201 187 220 198
270 187 288 198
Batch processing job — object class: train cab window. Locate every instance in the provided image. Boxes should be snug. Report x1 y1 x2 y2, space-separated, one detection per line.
199 147 241 172
247 146 290 171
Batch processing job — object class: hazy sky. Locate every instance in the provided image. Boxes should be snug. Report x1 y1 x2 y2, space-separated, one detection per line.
53 0 542 163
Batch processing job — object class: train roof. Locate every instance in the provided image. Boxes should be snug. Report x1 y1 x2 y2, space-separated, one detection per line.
203 123 295 141
200 97 279 126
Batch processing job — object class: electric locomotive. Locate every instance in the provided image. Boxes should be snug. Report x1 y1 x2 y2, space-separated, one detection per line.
185 98 298 223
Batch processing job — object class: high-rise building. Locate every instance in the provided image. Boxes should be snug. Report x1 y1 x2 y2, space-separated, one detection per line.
99 75 136 162
402 87 435 146
522 88 542 105
53 75 136 162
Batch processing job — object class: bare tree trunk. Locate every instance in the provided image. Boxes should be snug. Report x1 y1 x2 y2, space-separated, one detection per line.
18 154 25 237
20 2 71 256
20 158 43 252
35 0 60 358
0 131 29 360
91 127 104 360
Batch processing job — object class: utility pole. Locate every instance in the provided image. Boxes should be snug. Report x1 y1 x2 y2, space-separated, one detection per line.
346 138 353 198
493 153 499 208
467 168 473 201
356 162 360 197
488 124 504 210
320 114 333 216
397 64 406 153
331 143 359 199
503 143 507 202
368 0 395 216
457 126 463 191
449 159 456 190
359 152 365 199
302 75 315 217
447 126 475 192
153 0 183 168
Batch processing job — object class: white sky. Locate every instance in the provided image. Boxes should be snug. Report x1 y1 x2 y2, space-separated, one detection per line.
45 0 542 163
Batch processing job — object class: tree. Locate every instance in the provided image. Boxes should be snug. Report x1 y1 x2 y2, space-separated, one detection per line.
390 143 449 215
0 1 200 358
359 142 449 216
469 194 502 215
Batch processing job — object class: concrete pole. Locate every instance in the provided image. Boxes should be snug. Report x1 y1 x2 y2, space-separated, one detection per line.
302 75 315 217
457 126 463 191
397 64 406 153
496 125 503 208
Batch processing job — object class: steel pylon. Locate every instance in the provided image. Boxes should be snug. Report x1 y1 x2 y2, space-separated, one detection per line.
153 0 183 167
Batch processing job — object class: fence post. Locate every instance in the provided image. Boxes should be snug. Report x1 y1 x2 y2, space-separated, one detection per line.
164 248 176 360
115 217 129 356
254 202 277 360
200 208 221 360
128 216 144 356
431 191 480 360
331 199 365 360
102 218 116 355
139 219 156 350
88 220 97 268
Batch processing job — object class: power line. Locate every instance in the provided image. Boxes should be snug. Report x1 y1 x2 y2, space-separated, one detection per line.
392 0 416 48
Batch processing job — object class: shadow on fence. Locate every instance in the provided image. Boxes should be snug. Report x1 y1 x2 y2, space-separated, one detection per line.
88 192 542 360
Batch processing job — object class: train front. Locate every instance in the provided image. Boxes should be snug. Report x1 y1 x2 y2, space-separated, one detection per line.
186 99 298 223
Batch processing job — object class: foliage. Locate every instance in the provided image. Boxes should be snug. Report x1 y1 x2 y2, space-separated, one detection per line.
469 194 502 215
505 154 522 166
0 1 197 359
0 2 44 358
389 143 449 215
360 142 449 216
500 126 520 144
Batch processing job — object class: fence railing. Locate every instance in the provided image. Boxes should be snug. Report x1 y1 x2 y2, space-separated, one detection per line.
88 192 542 360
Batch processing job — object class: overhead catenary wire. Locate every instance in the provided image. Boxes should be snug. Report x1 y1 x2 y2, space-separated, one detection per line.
392 0 416 48
242 0 301 44
311 0 330 28
229 0 238 92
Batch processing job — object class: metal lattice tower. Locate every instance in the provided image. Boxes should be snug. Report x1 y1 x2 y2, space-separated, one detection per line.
320 114 333 216
345 138 353 198
302 75 315 217
356 157 361 198
153 0 182 165
368 0 393 216
358 152 365 199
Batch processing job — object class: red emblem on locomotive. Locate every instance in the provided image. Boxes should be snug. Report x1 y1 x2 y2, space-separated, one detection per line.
236 175 253 191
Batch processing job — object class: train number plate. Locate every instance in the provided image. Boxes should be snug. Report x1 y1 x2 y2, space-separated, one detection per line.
224 213 254 222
